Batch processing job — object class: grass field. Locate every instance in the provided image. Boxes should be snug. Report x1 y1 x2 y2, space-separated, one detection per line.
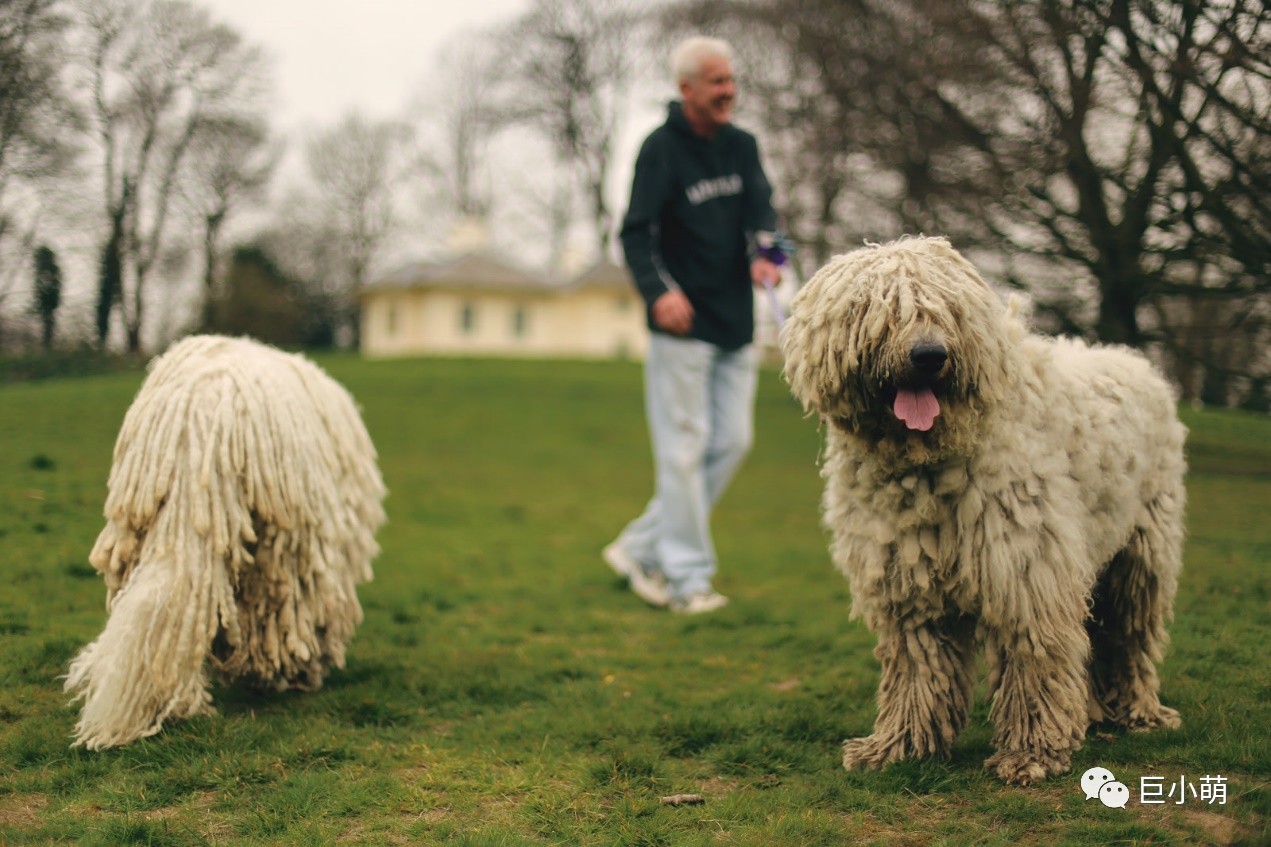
0 354 1267 846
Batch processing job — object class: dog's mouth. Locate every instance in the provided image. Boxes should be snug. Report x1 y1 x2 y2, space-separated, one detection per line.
889 384 941 432
836 376 954 440
834 341 961 439
879 341 953 432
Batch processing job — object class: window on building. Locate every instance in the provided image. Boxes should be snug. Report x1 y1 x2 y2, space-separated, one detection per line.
386 303 398 336
616 295 632 313
460 302 476 334
512 305 529 338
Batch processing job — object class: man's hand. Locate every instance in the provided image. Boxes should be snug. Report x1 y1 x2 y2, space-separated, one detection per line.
652 290 694 336
750 258 780 289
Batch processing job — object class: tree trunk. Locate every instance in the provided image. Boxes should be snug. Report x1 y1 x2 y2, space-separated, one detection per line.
202 211 224 329
125 321 141 354
1095 265 1142 346
96 235 122 349
1199 366 1229 408
590 171 611 262
1241 378 1269 414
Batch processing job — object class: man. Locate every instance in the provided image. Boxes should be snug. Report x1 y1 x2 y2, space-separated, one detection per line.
604 36 780 614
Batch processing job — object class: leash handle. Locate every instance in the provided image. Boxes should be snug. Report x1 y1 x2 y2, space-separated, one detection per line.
755 230 794 332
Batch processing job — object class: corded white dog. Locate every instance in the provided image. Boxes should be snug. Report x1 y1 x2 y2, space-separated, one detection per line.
781 237 1185 784
66 335 386 749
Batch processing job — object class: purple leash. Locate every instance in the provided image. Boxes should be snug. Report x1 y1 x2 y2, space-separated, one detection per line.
756 231 794 331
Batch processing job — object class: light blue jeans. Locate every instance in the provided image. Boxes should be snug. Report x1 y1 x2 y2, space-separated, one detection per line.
615 333 758 600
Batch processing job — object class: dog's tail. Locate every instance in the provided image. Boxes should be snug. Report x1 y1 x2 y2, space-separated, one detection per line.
65 528 226 750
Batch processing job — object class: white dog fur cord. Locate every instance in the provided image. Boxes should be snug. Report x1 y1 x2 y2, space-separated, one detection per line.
65 335 386 750
782 237 1186 784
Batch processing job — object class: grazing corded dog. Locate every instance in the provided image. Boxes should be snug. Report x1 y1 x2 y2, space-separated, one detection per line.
781 237 1185 784
66 335 386 749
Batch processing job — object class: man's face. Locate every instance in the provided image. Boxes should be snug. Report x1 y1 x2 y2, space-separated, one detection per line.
680 55 736 133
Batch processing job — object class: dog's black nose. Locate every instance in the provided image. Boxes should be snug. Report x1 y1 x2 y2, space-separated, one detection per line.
910 343 948 374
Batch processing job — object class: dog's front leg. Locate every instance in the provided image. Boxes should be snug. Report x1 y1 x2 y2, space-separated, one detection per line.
843 614 976 771
983 620 1090 785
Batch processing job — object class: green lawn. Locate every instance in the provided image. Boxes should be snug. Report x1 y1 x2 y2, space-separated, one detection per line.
0 354 1266 846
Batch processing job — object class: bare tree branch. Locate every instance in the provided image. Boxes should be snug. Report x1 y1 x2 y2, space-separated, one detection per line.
490 0 642 265
664 0 1268 404
302 112 413 347
73 0 271 352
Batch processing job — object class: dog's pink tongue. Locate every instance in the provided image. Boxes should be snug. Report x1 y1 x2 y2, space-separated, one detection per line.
894 387 940 431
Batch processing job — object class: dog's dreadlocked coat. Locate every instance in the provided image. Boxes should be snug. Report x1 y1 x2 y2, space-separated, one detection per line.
781 237 1185 784
66 335 386 749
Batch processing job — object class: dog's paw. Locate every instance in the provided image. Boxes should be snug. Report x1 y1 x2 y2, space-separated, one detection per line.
842 734 913 771
1126 705 1181 732
984 749 1071 785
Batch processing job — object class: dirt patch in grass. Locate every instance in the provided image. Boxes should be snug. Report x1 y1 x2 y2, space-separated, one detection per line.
122 792 232 842
416 806 452 824
337 822 412 844
1132 802 1250 846
1028 783 1253 846
845 793 958 846
842 813 945 847
392 766 532 821
842 786 1255 846
0 792 47 826
137 792 213 822
694 776 744 798
1180 807 1245 845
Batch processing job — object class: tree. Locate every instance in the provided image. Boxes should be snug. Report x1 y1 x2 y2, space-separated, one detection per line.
30 244 61 349
964 1 1269 350
664 0 1270 405
93 176 124 347
956 0 1269 405
0 0 79 319
255 207 344 349
410 32 500 224
303 113 412 347
75 0 270 352
661 0 1013 271
205 244 306 346
178 115 278 327
492 0 642 264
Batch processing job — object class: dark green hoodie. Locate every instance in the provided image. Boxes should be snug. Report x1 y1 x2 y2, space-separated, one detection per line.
620 101 777 350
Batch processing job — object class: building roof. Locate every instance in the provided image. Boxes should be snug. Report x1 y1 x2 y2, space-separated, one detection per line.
364 251 548 294
363 254 634 297
564 261 632 290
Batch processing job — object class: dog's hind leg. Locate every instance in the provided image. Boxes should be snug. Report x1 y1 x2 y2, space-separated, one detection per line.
1087 494 1184 732
843 614 977 771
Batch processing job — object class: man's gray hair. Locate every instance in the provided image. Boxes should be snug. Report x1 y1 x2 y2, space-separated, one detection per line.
671 36 733 84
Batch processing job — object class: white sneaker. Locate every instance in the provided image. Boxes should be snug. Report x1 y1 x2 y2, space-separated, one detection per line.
603 544 670 608
670 590 730 615
603 543 636 578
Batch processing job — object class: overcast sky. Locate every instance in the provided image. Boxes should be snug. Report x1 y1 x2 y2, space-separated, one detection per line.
205 0 531 132
199 0 669 270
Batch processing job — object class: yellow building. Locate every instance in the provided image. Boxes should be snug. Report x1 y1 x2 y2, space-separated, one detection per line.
359 253 648 360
